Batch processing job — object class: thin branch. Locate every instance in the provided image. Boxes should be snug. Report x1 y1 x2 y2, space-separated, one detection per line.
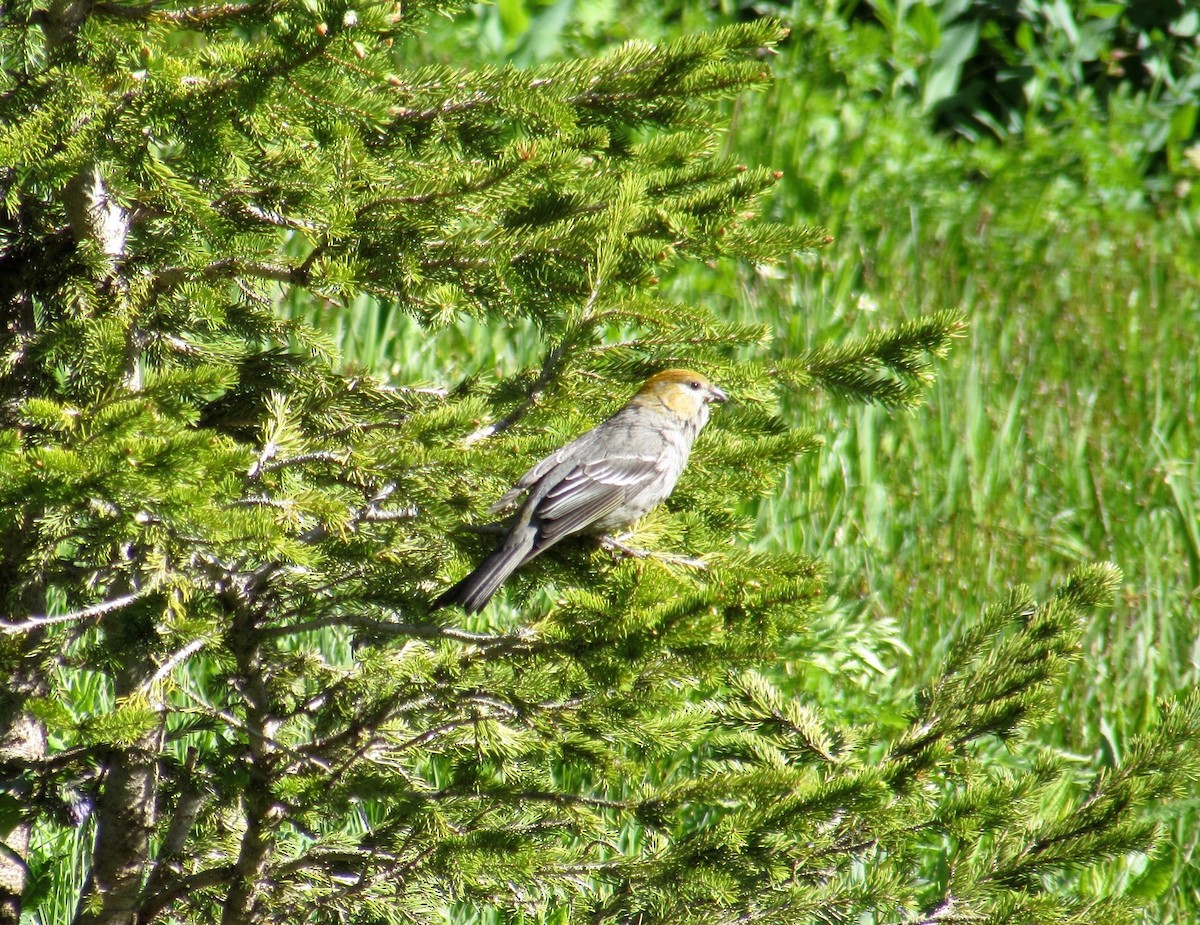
904 896 964 925
206 26 336 97
94 1 272 24
358 506 419 521
272 845 398 877
352 158 524 209
429 787 631 811
225 495 298 511
174 688 332 773
151 256 313 297
395 717 481 754
0 590 149 634
137 864 238 924
259 614 537 650
233 484 404 598
247 450 345 480
463 274 607 445
144 638 208 692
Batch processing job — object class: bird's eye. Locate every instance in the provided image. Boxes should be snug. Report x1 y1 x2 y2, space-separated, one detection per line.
689 381 702 390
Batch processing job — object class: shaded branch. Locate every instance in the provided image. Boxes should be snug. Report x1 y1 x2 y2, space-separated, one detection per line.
463 273 607 445
94 1 281 25
137 865 237 924
151 256 315 298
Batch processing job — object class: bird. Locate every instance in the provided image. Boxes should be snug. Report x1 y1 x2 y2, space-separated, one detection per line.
433 368 728 613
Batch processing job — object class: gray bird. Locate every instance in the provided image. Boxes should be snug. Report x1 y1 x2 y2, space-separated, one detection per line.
433 369 728 612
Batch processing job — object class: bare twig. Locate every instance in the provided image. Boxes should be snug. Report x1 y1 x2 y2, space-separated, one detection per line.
145 638 208 692
0 590 150 634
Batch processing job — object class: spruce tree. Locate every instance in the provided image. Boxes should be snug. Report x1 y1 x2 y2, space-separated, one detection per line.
1 3 1196 925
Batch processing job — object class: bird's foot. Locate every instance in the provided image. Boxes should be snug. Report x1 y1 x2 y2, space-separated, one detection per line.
600 534 708 570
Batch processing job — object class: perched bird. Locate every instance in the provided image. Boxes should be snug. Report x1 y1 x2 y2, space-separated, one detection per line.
433 369 728 613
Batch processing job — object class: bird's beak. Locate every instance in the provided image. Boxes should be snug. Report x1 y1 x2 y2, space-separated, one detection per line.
709 384 728 403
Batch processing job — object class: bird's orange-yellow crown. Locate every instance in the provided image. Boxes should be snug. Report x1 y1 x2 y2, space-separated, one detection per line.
638 368 714 394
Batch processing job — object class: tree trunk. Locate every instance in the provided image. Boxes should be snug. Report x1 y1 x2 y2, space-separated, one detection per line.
74 664 162 925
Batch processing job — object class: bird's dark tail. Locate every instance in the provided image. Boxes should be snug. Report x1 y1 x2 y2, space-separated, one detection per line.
432 539 531 614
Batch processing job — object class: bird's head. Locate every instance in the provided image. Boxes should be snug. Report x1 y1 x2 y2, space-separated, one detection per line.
633 368 728 426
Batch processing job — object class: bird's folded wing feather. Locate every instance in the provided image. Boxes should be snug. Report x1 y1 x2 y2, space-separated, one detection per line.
488 429 603 513
534 454 659 543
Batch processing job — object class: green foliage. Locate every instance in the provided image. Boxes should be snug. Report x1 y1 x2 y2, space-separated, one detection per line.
1 2 1197 925
782 308 966 408
836 0 1200 177
681 2 1200 918
509 0 1200 188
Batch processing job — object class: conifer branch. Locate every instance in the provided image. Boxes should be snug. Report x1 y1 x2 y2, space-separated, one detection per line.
144 638 208 691
138 865 238 924
175 673 333 772
389 90 498 123
269 846 405 887
904 899 961 925
394 717 484 753
0 590 149 634
356 163 526 210
465 275 606 444
466 789 631 811
258 615 537 652
208 27 337 96
784 310 966 407
463 337 570 445
251 450 346 477
285 73 381 123
93 1 272 24
601 535 709 570
151 256 316 301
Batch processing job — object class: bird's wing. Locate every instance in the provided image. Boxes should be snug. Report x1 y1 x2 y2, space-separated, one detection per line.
488 428 603 513
533 453 659 544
